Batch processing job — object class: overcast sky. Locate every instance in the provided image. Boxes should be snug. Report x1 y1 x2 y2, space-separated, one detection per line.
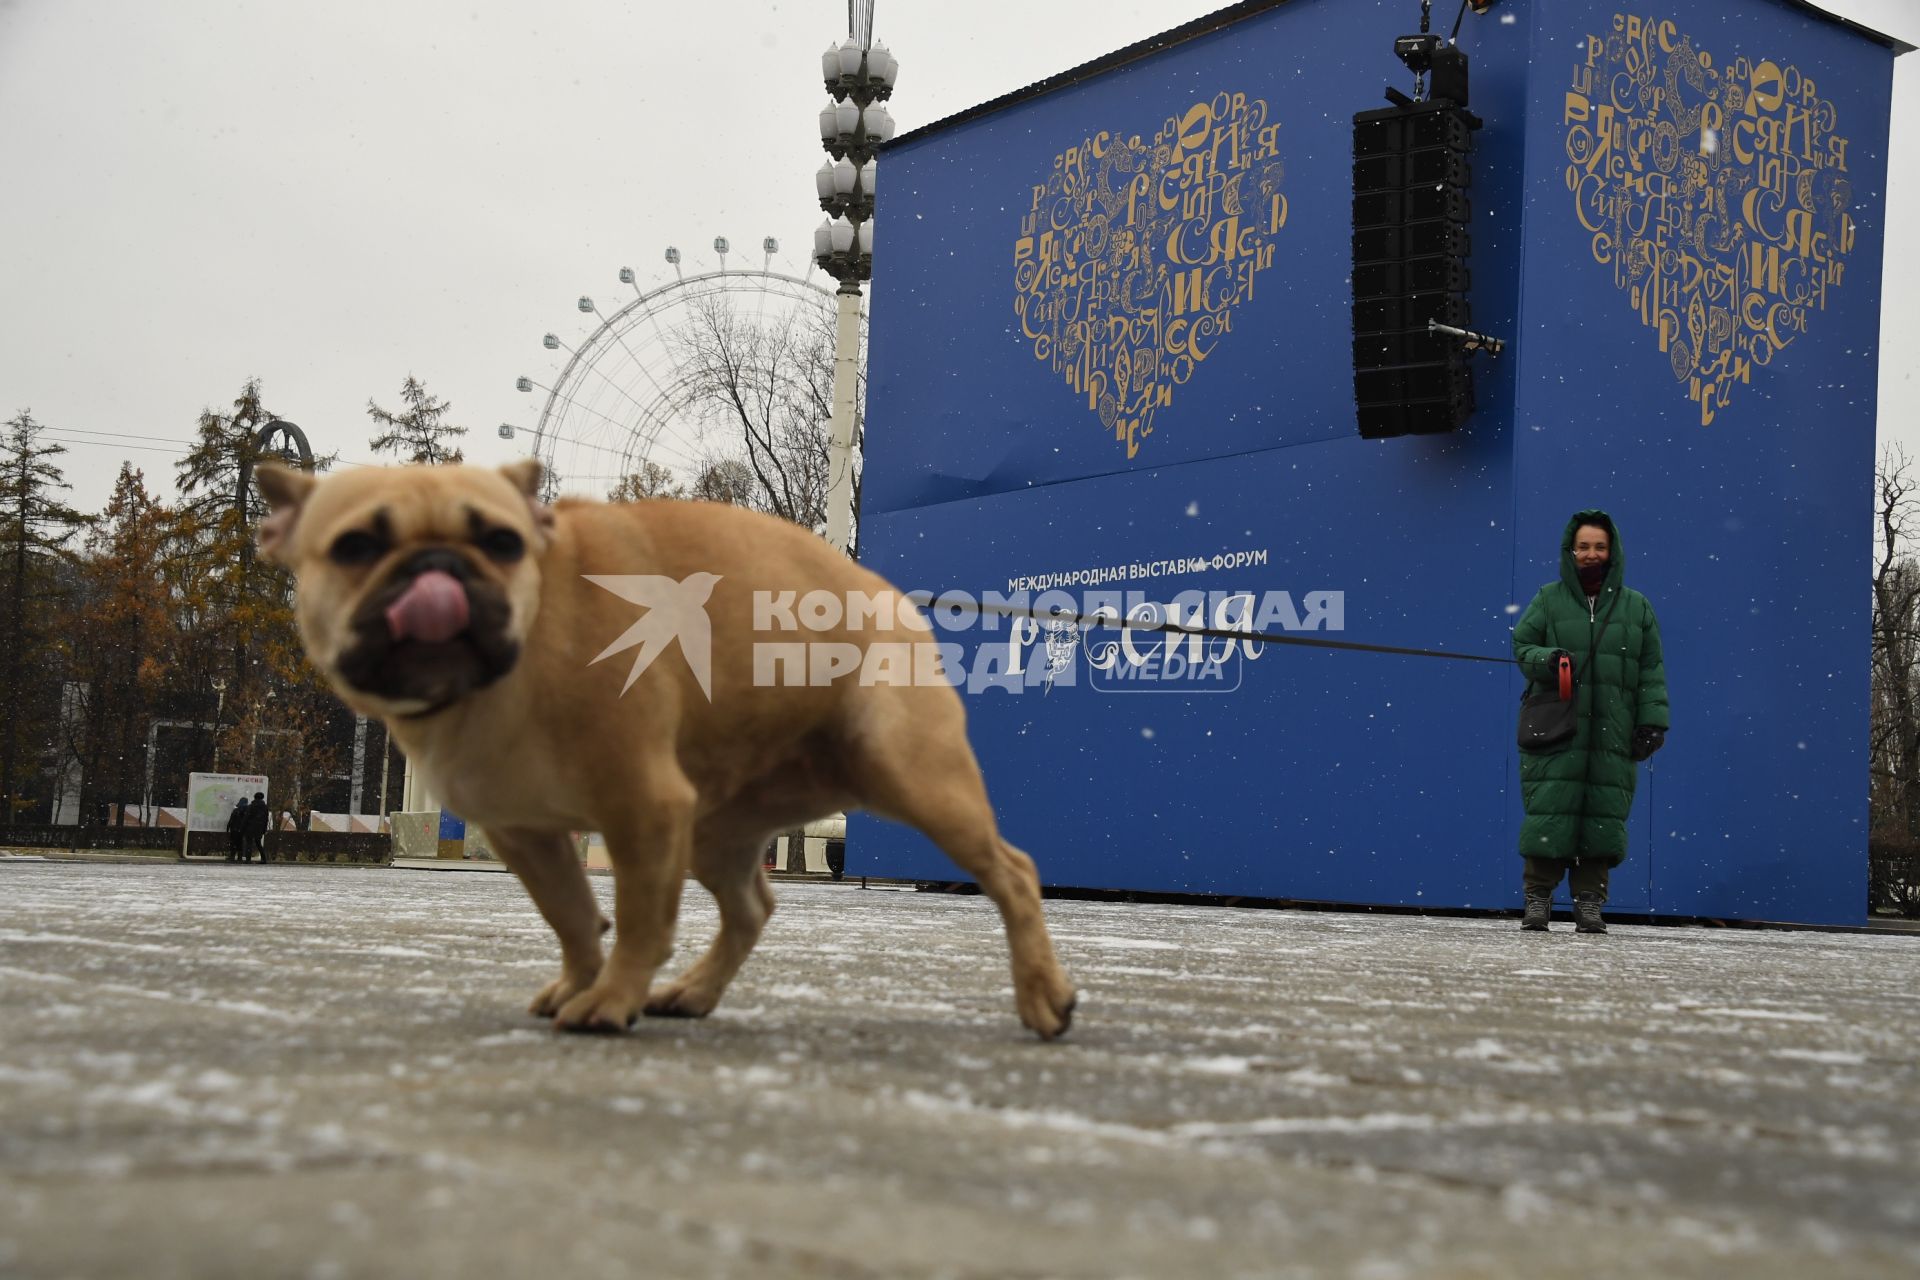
2 0 1915 516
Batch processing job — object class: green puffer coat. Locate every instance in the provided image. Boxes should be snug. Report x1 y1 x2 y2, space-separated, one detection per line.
1512 510 1669 866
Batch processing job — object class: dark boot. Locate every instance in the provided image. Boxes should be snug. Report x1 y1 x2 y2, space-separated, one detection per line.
1574 894 1608 934
1521 888 1551 931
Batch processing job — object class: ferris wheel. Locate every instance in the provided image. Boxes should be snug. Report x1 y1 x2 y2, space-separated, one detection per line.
509 238 861 502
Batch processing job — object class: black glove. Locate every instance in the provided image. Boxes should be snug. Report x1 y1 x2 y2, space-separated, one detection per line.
1630 726 1666 761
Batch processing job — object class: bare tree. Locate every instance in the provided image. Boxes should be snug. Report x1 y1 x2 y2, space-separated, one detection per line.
672 293 860 534
608 461 684 503
219 688 345 824
1871 446 1920 914
685 455 762 508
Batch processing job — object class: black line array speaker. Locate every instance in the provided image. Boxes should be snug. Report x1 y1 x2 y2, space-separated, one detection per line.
1352 101 1476 438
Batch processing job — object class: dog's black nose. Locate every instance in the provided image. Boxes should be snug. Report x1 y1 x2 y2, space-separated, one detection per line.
399 547 470 582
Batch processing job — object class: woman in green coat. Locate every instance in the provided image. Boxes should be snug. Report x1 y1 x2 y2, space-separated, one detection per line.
1511 510 1669 934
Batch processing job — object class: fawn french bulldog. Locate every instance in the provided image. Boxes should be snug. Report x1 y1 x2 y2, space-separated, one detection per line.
254 460 1076 1038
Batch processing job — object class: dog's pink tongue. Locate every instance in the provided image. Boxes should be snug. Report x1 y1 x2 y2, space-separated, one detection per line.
385 571 470 644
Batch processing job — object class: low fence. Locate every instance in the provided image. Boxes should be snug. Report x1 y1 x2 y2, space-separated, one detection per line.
1 824 179 852
0 824 391 866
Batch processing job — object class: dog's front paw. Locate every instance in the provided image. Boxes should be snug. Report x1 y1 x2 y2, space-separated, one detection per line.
528 969 596 1019
553 979 646 1034
1017 972 1079 1042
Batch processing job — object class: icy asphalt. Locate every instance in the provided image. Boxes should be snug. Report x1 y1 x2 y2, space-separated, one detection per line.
1 860 1917 1280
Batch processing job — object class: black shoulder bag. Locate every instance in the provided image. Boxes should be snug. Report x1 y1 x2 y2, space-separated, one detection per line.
1516 589 1619 754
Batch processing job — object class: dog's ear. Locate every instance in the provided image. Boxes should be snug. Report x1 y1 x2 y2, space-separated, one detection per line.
255 463 317 564
500 459 557 540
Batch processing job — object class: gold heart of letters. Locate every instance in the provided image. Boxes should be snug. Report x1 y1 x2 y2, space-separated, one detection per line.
1565 14 1855 426
1014 93 1290 458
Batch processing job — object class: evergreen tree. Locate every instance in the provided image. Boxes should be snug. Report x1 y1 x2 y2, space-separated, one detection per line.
173 378 281 708
0 411 86 823
367 376 467 465
170 378 332 792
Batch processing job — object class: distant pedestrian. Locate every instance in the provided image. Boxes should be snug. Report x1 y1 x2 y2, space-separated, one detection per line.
1511 510 1669 934
226 799 249 862
244 792 270 863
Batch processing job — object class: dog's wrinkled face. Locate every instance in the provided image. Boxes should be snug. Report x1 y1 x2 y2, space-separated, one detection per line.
256 460 553 719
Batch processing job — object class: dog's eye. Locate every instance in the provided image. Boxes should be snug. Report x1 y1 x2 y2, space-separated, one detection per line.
328 531 387 566
478 528 525 562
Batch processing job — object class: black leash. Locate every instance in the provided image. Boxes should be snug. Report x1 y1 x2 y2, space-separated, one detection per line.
911 594 1519 666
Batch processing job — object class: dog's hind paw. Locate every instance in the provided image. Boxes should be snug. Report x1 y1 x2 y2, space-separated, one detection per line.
528 971 595 1019
643 980 718 1019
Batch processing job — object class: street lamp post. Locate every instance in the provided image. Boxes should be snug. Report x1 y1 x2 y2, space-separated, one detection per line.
813 19 896 557
209 678 227 771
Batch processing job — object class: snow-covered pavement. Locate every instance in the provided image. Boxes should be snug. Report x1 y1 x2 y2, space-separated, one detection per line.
2 860 1917 1278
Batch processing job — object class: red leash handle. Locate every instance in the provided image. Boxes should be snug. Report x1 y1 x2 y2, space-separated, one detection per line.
1557 653 1574 702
